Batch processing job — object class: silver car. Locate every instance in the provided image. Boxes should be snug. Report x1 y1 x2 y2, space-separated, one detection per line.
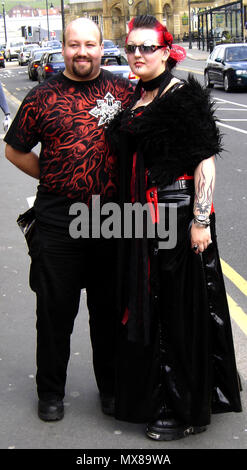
18 44 39 66
101 55 138 83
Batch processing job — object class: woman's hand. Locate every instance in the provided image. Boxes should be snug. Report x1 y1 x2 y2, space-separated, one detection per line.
191 222 212 254
192 156 215 254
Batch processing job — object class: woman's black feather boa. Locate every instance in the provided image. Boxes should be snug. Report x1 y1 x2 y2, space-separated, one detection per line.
107 74 223 186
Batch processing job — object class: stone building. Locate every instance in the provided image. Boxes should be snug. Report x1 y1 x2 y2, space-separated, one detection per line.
65 0 247 44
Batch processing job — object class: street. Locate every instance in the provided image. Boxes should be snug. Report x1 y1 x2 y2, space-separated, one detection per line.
0 55 246 455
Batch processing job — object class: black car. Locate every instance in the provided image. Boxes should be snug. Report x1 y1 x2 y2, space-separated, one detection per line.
28 49 51 80
37 50 65 83
204 43 247 92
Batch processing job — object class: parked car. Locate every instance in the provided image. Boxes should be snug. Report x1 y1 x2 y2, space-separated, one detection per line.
28 47 43 62
42 40 62 49
37 50 65 82
204 43 247 92
101 54 138 83
0 44 6 58
6 39 25 61
18 44 39 66
103 40 120 56
28 49 52 80
0 51 5 68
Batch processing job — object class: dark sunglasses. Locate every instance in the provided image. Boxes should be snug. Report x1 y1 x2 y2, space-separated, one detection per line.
125 44 165 55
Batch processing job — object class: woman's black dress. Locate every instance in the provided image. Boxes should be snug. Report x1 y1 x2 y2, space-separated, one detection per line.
107 75 242 426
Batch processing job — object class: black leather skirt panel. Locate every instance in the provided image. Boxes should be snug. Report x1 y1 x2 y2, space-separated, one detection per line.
114 183 242 425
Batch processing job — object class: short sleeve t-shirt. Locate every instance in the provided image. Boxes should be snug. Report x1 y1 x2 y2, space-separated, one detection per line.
4 70 133 227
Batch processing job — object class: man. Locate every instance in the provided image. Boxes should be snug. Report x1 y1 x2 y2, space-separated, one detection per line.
4 18 133 421
0 81 12 132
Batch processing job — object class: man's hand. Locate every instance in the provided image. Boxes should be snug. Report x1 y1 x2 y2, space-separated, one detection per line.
3 114 12 133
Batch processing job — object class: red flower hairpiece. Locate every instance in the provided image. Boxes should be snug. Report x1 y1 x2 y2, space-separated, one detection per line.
169 44 187 62
164 31 173 47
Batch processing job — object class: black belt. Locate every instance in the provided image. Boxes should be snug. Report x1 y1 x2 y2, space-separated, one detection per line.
157 178 194 192
146 179 194 224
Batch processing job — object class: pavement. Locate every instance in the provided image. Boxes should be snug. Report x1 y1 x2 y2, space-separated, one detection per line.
181 42 210 61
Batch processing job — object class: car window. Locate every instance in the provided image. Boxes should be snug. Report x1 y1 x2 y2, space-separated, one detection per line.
225 46 247 61
101 55 128 66
119 56 128 65
10 42 24 47
33 51 44 60
216 47 225 61
47 41 61 47
210 48 219 61
102 57 118 65
103 40 115 48
40 54 46 64
49 53 63 63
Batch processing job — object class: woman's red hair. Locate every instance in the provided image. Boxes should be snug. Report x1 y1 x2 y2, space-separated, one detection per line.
125 15 173 48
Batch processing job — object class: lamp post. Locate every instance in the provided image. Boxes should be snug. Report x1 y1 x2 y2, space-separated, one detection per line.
45 0 50 40
45 1 55 41
188 0 192 49
146 0 150 15
61 0 65 34
2 1 7 44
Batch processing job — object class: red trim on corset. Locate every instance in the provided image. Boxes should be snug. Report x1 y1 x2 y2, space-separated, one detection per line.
176 174 194 180
130 152 137 203
122 307 129 325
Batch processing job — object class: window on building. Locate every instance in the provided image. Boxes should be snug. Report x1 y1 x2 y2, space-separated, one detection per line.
91 16 99 25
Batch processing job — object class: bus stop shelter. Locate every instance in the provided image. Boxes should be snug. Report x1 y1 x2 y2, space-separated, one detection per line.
197 1 245 51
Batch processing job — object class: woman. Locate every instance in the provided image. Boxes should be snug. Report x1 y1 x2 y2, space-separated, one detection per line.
107 15 242 441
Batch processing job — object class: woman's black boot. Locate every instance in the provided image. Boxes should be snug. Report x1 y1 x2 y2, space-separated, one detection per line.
145 408 206 441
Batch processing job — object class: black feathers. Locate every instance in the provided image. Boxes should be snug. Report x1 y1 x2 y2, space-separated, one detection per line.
107 75 223 186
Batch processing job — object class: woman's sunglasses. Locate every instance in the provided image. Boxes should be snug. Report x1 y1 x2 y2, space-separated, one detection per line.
125 44 165 55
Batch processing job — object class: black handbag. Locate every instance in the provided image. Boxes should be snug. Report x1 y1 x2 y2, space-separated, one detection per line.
17 206 35 243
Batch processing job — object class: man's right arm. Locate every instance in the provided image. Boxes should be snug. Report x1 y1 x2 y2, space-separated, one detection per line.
5 144 40 180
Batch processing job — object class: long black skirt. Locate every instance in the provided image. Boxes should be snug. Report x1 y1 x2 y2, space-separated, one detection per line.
114 182 242 426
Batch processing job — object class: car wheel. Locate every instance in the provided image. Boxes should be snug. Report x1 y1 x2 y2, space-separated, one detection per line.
223 73 232 92
204 71 214 88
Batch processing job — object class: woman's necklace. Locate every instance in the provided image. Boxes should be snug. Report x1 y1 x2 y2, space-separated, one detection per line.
130 69 174 113
133 89 158 109
140 69 173 92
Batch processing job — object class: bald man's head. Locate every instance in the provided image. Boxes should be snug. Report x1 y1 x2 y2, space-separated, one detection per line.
62 17 104 81
63 18 103 46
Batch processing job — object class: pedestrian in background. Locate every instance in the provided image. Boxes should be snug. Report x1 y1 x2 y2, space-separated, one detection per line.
4 18 133 422
0 82 12 132
107 15 242 441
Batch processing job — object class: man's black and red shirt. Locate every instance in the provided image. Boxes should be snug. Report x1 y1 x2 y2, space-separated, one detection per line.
4 70 133 226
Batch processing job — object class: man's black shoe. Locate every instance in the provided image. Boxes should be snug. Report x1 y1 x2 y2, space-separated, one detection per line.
99 394 115 416
38 399 64 422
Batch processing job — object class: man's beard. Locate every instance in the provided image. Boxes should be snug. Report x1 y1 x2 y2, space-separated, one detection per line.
72 57 94 79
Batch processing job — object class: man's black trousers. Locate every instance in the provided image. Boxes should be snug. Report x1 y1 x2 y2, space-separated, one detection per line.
29 221 117 401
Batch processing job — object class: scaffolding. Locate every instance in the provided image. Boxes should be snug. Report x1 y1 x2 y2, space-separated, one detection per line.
197 1 245 51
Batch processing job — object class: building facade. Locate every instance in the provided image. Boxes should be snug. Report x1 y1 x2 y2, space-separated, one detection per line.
65 0 247 44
